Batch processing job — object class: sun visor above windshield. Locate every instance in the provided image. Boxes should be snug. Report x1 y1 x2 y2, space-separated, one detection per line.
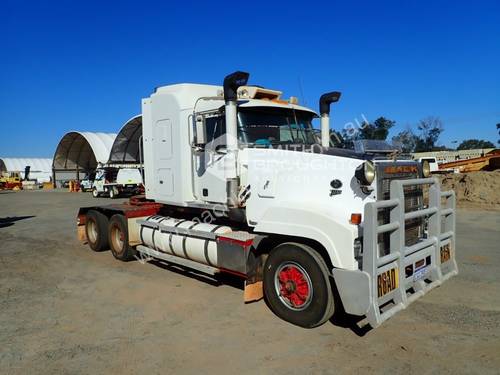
238 99 318 117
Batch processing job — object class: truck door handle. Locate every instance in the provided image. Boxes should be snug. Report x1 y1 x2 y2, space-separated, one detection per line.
159 180 163 184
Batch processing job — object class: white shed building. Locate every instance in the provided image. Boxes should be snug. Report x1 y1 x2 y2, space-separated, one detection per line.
108 115 143 165
52 132 116 185
0 158 53 183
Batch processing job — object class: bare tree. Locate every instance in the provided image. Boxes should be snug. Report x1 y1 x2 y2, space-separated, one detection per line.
414 116 444 152
392 127 418 153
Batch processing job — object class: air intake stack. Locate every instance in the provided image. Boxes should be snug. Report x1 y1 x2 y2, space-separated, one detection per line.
223 71 249 206
319 91 341 147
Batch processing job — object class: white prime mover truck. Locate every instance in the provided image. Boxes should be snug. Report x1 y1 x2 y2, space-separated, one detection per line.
77 72 458 328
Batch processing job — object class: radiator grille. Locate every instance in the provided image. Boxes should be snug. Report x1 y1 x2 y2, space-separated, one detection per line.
376 165 424 255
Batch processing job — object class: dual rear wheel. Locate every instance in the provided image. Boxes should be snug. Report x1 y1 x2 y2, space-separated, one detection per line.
85 210 135 261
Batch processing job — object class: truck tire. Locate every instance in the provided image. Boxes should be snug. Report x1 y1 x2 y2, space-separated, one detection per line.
85 210 109 251
92 188 99 198
263 242 334 328
109 187 117 199
108 214 136 261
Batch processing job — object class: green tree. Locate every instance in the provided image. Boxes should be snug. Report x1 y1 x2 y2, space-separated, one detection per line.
457 139 495 150
359 117 395 140
341 116 395 148
414 116 444 152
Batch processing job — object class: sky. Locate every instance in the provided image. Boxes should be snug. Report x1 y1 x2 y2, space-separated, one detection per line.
1 0 499 157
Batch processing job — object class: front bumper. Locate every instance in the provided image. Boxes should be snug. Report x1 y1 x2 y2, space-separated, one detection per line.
333 177 458 328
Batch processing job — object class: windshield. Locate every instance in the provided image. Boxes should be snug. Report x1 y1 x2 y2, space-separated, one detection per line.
238 108 317 146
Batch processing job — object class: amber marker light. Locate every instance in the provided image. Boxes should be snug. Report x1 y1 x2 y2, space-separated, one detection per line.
350 213 362 225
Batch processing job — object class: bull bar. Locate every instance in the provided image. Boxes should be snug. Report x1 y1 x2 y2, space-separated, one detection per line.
332 177 458 328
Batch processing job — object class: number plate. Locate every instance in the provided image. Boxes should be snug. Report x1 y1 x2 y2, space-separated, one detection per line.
413 267 428 282
440 243 451 263
377 267 399 298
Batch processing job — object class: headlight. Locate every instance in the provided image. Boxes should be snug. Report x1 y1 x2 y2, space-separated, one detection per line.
422 160 431 177
355 161 376 185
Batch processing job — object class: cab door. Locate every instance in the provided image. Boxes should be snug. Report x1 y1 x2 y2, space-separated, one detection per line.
193 112 228 203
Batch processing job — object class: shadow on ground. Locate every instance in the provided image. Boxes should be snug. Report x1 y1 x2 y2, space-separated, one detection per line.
329 310 372 336
0 215 36 228
148 258 245 290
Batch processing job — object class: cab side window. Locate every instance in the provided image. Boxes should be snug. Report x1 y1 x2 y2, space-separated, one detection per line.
205 115 226 143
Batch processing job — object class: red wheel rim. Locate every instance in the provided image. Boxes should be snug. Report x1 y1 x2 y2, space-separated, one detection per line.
275 262 313 310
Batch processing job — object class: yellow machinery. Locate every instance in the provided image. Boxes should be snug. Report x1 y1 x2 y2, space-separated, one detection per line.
0 172 22 189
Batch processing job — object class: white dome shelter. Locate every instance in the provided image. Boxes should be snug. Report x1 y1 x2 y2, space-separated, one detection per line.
0 158 52 183
52 132 116 185
108 115 143 165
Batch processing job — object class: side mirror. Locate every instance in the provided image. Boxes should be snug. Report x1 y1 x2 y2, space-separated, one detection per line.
194 115 207 146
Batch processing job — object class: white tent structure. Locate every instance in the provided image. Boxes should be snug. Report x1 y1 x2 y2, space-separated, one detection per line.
108 115 143 165
52 132 116 185
0 158 53 183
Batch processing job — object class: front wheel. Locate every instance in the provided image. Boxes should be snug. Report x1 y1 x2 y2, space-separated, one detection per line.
263 242 334 328
92 188 99 198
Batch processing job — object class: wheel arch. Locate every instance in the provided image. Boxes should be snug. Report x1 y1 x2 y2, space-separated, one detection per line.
252 206 359 270
251 234 334 273
78 206 126 222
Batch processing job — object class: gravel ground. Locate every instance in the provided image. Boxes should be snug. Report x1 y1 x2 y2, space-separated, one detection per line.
1 190 499 374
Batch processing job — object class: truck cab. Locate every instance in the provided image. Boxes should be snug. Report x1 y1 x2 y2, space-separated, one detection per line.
78 72 458 329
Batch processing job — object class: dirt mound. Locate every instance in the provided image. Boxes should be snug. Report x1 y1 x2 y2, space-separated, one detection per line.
438 170 500 209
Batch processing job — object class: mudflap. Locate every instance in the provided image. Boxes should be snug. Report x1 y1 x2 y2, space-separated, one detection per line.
77 224 87 244
244 252 266 303
77 208 88 244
